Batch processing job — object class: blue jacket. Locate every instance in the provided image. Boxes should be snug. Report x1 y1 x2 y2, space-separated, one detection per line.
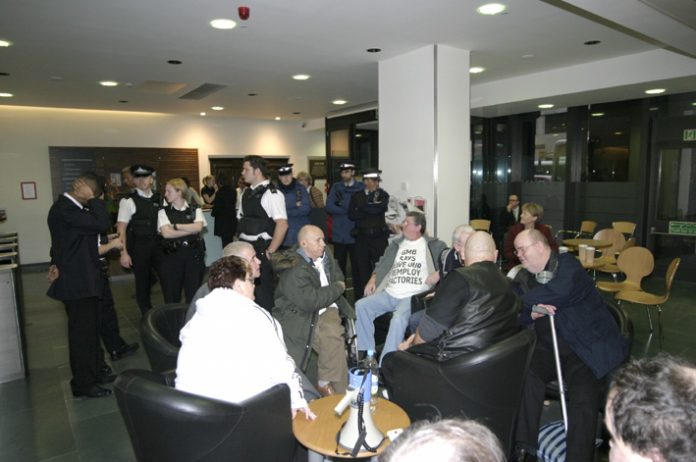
279 180 310 247
515 252 629 379
325 180 364 244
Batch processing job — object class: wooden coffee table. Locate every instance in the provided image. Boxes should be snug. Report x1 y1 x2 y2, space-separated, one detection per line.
563 238 612 249
293 395 410 458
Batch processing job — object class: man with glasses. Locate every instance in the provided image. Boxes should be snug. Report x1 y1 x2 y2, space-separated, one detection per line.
510 229 629 462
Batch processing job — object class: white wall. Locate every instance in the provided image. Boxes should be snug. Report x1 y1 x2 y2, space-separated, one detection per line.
0 105 325 264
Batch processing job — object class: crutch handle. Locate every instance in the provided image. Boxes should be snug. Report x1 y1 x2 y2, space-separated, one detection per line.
532 304 552 316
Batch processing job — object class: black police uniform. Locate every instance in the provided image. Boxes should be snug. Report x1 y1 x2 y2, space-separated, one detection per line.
158 204 206 304
238 183 278 311
348 187 390 299
126 191 163 313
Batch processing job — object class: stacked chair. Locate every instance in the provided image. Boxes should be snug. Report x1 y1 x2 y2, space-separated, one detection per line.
596 246 654 293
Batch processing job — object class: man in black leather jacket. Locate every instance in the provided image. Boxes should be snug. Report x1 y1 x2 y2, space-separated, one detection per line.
399 231 520 360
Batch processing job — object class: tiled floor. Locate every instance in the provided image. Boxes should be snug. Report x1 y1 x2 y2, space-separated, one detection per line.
1 269 694 461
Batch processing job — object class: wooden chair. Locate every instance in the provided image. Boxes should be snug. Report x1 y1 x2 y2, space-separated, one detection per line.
554 220 597 240
470 219 491 232
616 257 681 339
612 221 636 239
592 228 626 264
596 246 654 293
596 237 636 281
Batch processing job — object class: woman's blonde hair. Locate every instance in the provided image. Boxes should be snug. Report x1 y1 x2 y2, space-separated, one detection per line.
167 178 188 195
522 202 544 221
296 171 312 184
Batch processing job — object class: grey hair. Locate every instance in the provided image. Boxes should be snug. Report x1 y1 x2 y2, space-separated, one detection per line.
222 241 255 258
451 224 475 246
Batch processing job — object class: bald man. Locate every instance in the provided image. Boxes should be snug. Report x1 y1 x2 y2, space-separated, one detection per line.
273 225 355 396
398 232 520 360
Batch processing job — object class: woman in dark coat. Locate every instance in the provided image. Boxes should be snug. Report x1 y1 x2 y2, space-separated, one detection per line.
211 172 238 247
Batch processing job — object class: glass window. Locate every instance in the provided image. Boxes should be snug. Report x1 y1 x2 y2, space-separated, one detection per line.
533 112 567 182
657 147 696 221
584 102 633 181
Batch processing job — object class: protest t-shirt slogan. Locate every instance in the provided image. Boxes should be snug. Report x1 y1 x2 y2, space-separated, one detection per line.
385 237 431 299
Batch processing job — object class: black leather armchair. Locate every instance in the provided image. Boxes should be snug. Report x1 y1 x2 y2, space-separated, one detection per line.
114 369 295 462
381 329 536 456
140 303 188 373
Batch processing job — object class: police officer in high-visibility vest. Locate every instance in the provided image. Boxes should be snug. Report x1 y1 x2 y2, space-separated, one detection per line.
117 165 162 313
237 155 288 311
157 178 207 303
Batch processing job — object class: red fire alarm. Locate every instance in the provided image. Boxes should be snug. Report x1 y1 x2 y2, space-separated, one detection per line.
238 6 250 20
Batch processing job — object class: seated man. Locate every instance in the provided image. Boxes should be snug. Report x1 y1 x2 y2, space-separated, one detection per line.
511 229 629 462
399 231 520 361
273 225 353 396
176 256 315 419
356 211 446 364
605 354 696 462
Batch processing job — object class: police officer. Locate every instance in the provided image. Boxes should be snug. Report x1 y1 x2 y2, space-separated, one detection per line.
348 168 389 299
157 178 207 303
277 163 310 249
117 165 162 314
326 162 363 296
237 155 288 311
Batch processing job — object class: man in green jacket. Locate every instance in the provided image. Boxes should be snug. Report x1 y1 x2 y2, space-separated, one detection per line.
273 225 355 396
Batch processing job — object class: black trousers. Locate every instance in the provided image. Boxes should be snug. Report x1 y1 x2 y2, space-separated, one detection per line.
352 235 388 300
129 237 162 313
333 243 359 295
64 297 100 389
515 326 603 462
159 246 205 304
98 277 126 353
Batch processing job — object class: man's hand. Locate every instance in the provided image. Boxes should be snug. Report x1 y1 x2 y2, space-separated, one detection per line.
292 406 317 421
120 252 133 268
364 276 377 296
72 178 95 203
531 304 557 320
399 334 415 351
47 265 59 282
425 271 440 287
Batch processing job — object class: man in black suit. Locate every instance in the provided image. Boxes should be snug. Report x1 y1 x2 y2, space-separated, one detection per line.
495 193 520 247
47 174 113 398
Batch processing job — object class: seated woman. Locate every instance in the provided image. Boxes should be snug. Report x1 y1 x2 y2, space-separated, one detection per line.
158 178 207 303
502 202 557 271
176 256 315 419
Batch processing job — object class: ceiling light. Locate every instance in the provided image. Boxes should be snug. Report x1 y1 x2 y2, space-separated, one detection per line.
211 106 224 111
645 88 665 95
200 112 206 116
118 100 128 103
167 59 182 65
0 40 11 47
332 99 347 105
292 112 301 115
99 80 118 87
49 75 63 81
210 18 237 30
0 72 9 76
521 54 535 59
0 92 13 98
366 48 382 53
591 112 604 117
469 67 485 74
538 103 554 109
248 93 257 96
584 40 601 46
274 117 281 121
477 3 506 15
292 74 310 81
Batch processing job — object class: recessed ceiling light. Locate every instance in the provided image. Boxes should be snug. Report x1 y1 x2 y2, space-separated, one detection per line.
200 112 207 116
0 92 13 98
645 88 665 95
118 100 129 103
584 40 601 46
274 117 281 121
211 106 224 111
366 48 382 53
292 112 301 115
469 66 485 74
538 103 554 109
210 18 237 30
0 40 11 47
292 74 310 81
591 112 604 117
167 59 182 65
0 72 10 77
332 99 347 105
247 93 257 96
521 54 535 59
477 3 507 15
99 80 118 87
49 75 62 81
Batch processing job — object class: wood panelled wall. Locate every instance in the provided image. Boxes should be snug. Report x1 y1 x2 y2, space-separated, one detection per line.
49 147 199 199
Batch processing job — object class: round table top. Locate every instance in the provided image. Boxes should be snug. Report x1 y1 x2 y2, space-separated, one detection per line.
577 256 606 269
293 395 410 458
563 238 612 249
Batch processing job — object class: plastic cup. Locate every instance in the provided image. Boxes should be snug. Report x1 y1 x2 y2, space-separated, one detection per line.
586 247 595 265
578 244 588 263
559 246 569 254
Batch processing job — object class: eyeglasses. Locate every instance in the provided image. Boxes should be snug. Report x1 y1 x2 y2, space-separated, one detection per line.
513 242 536 256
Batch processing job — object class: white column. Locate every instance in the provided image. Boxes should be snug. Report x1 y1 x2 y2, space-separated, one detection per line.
379 44 470 239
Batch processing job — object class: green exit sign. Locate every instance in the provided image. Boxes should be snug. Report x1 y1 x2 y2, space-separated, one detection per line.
685 129 696 142
669 221 696 236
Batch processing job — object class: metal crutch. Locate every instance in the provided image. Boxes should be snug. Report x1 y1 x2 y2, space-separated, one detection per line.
533 304 569 433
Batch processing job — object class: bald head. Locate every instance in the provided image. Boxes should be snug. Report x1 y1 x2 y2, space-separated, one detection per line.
464 231 498 266
299 225 326 260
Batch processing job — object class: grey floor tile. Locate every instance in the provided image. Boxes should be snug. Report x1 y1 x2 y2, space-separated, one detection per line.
72 412 135 462
39 451 81 462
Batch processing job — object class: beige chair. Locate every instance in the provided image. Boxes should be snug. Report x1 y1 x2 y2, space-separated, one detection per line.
592 228 626 267
470 219 491 232
616 257 680 337
554 220 597 240
597 246 654 293
612 221 636 238
596 237 636 280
